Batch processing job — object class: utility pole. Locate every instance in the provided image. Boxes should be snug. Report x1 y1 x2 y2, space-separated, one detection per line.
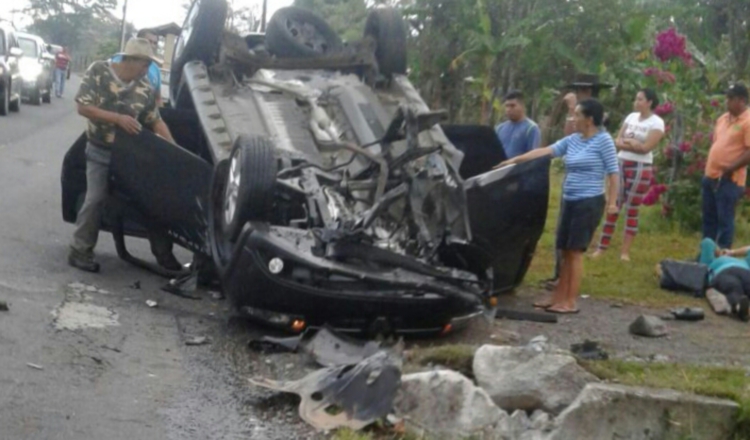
119 0 129 51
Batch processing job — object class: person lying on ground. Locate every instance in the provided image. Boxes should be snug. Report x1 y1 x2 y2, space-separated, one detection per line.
496 98 619 314
699 238 750 321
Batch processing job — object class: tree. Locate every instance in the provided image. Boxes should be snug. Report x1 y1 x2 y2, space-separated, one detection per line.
292 0 368 42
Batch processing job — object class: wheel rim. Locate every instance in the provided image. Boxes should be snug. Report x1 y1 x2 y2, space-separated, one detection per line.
223 150 241 226
284 18 330 53
175 0 200 60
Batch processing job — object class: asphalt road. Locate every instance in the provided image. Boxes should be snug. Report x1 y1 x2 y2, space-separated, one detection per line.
0 77 314 440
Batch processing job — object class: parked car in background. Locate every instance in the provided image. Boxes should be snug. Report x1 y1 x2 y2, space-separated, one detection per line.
17 32 54 105
0 21 23 115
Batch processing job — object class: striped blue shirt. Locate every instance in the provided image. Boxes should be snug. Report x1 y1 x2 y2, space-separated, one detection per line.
551 131 619 201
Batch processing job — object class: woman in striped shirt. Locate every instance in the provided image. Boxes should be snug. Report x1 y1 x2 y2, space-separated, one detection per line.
498 99 619 314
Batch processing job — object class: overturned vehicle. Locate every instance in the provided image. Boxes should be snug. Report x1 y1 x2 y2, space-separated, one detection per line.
61 0 550 336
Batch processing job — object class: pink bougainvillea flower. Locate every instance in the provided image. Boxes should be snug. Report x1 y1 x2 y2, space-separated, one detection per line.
655 102 675 116
643 67 658 76
710 99 720 108
642 190 658 206
654 28 692 65
692 132 704 143
679 142 692 153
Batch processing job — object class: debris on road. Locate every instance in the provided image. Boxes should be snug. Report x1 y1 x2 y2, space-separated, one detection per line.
185 336 210 346
209 290 223 300
570 340 609 361
146 300 158 308
248 326 392 367
129 281 141 290
670 307 705 321
249 334 305 354
629 315 668 337
26 363 44 370
496 308 558 323
249 350 402 431
161 272 202 300
0 300 8 311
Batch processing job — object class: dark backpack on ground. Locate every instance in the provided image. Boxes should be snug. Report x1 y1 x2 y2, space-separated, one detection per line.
658 259 708 297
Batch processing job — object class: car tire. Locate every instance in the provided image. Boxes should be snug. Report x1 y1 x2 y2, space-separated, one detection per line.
42 88 51 104
208 159 232 274
9 91 20 113
0 86 8 116
364 8 408 76
266 7 342 58
221 136 277 242
29 87 41 105
170 0 228 101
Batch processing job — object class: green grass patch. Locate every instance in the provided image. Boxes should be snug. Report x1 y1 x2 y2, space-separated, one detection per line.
582 359 750 439
524 166 750 308
406 344 476 378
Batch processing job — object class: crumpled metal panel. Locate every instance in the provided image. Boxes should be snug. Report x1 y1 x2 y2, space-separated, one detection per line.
249 350 402 431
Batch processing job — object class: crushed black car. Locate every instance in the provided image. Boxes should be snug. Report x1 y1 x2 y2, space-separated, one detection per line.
61 0 550 336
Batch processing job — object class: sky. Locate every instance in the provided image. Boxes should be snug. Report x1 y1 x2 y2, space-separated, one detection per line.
0 0 294 31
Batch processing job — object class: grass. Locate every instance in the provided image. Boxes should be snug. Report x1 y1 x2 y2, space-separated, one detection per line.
524 166 750 308
405 344 476 377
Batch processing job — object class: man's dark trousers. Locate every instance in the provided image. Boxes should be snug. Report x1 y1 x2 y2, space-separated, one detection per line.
702 176 744 249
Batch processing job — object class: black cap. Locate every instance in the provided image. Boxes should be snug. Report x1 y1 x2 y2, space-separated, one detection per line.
726 83 749 100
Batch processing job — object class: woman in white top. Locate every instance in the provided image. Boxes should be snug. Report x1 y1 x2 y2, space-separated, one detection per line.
592 88 665 261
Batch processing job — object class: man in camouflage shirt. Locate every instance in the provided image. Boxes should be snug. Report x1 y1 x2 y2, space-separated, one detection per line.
69 38 179 273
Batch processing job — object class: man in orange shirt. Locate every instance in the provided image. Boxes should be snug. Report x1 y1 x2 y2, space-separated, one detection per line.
703 84 750 249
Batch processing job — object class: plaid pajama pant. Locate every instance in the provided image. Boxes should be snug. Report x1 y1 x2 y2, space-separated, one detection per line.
598 159 653 250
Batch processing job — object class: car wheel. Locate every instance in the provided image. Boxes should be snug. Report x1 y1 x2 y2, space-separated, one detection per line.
9 91 20 113
209 159 233 274
0 87 8 116
266 7 342 58
221 136 277 241
42 88 51 104
29 87 41 106
170 0 228 100
364 8 408 76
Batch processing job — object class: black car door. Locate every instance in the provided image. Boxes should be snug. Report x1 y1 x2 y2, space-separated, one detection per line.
442 125 551 293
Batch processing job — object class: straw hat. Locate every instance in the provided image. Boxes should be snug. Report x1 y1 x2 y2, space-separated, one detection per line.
116 38 163 66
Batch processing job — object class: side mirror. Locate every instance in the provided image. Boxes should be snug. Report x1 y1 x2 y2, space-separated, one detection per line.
9 47 23 57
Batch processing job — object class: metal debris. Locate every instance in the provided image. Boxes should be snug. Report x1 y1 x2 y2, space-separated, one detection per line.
249 350 402 431
185 336 210 346
161 272 202 300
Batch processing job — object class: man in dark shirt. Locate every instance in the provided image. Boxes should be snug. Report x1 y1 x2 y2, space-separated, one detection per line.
69 38 179 273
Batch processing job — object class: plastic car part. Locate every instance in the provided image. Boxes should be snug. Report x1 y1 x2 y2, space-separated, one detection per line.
265 7 343 58
364 8 407 76
222 135 277 241
171 0 228 102
249 350 401 431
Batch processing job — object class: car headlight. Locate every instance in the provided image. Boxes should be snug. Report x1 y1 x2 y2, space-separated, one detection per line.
19 60 42 80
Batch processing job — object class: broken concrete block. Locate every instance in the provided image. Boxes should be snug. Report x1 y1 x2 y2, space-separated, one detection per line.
549 383 739 440
394 370 503 438
473 344 599 414
629 315 668 337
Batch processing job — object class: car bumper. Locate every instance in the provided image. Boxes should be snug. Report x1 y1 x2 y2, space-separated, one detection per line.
221 226 487 336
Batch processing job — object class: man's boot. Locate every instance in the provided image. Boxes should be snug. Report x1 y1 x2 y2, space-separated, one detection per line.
68 249 100 273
